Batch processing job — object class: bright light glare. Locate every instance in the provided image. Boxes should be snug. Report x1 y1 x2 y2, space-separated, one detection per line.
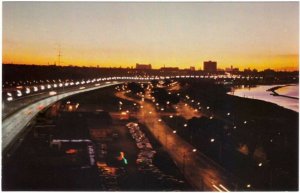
7 97 13 101
17 90 22 97
49 91 57 96
219 184 230 192
25 88 30 94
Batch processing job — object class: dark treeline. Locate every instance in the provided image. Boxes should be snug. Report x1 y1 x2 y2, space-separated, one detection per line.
2 64 200 83
3 64 133 82
2 64 298 84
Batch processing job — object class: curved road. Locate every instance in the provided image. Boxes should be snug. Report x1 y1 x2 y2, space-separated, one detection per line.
2 82 120 151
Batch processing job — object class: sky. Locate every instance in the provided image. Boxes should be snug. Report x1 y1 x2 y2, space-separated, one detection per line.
2 2 299 71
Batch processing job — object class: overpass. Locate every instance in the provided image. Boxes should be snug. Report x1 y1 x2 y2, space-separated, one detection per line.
2 81 121 152
2 74 263 153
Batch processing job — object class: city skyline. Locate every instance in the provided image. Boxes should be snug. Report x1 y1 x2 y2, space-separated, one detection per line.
3 2 299 71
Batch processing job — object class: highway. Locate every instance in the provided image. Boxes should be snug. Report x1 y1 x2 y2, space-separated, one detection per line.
116 91 238 191
2 82 121 152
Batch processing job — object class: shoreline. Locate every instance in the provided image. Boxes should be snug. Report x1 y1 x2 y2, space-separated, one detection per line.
228 84 299 112
267 84 299 100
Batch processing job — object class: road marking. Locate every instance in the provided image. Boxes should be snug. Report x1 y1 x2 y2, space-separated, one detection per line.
212 184 223 192
219 184 230 192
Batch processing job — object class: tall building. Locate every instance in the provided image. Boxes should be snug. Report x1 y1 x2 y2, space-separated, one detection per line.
136 63 152 70
203 61 217 72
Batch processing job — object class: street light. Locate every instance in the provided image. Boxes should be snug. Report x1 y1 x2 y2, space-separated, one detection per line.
25 88 30 94
7 97 13 101
17 90 22 97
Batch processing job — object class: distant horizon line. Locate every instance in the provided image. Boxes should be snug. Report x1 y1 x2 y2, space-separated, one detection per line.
2 63 299 72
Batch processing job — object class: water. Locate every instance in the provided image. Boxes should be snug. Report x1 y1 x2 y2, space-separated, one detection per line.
228 84 299 112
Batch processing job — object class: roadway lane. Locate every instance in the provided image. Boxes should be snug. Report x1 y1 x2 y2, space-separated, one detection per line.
2 82 121 151
2 91 48 119
116 91 238 191
2 82 111 119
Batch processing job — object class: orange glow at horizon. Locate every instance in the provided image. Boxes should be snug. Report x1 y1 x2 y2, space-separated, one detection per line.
3 2 299 71
3 51 298 71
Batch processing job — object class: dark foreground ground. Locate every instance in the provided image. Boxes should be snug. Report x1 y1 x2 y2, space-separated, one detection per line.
2 86 193 191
